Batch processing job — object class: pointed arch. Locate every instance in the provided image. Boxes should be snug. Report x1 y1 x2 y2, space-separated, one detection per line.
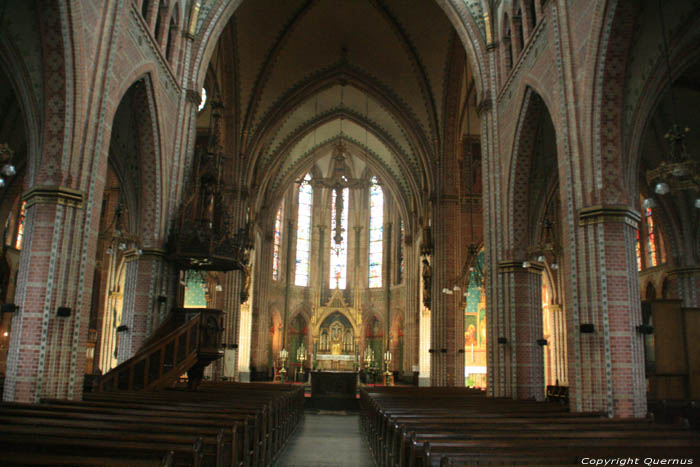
108 71 164 245
507 86 558 258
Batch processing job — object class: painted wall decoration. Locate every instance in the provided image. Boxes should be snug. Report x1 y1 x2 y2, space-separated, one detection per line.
465 250 486 388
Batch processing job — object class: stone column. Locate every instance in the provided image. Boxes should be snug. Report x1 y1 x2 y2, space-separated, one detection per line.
237 301 253 382
497 261 545 400
418 306 431 386
3 186 91 403
543 304 568 386
572 206 646 417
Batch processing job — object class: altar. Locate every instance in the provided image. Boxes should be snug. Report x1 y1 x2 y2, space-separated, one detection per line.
310 288 361 372
309 370 358 410
315 353 356 371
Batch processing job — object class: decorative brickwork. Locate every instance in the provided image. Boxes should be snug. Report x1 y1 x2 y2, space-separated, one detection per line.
2 1 697 422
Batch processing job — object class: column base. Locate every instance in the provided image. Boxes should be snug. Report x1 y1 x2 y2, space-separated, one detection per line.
238 371 251 382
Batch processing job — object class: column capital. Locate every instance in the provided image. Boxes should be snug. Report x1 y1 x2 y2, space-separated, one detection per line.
498 260 544 274
476 98 493 116
123 248 141 262
578 205 641 227
140 248 167 259
665 266 700 277
185 88 201 105
23 185 84 209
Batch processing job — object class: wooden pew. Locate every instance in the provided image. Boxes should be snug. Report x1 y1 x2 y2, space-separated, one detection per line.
83 382 304 464
1 381 303 467
360 387 699 467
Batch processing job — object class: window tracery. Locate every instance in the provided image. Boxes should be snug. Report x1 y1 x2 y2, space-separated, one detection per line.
369 176 383 288
295 174 313 286
645 207 658 268
14 201 26 250
272 203 283 281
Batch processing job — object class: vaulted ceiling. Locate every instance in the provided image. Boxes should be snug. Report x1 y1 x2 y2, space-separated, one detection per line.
201 0 472 217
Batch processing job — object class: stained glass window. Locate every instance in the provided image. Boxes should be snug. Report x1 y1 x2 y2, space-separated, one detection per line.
330 187 349 289
15 201 26 250
636 229 642 272
397 220 404 284
272 203 283 280
295 174 313 286
645 208 658 267
369 177 383 288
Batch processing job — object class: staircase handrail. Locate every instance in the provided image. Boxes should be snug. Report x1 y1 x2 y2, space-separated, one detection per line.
95 313 202 392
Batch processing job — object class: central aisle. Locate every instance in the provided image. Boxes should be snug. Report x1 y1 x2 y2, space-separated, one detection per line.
273 411 374 466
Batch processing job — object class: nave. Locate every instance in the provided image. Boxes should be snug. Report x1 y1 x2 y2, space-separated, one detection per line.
1 2 700 465
0 372 698 466
273 411 373 467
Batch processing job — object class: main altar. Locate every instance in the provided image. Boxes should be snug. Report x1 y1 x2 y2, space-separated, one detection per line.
311 288 361 371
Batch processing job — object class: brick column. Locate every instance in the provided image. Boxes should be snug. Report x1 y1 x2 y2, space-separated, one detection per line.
403 238 420 380
497 261 545 400
222 269 244 380
118 248 172 362
117 251 140 363
666 267 700 308
431 198 465 387
572 206 646 417
142 249 176 337
145 0 159 33
3 186 90 403
250 232 273 375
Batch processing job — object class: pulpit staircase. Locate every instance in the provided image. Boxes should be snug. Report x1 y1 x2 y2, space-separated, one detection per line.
94 308 224 392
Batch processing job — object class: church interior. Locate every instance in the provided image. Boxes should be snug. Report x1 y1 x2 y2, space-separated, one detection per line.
0 0 698 465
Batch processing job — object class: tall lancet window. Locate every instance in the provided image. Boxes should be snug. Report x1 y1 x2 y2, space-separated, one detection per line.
272 202 284 280
295 174 313 286
368 177 384 288
330 187 349 289
645 207 658 268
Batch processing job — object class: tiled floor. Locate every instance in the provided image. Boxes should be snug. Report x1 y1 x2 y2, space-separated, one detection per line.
273 410 375 466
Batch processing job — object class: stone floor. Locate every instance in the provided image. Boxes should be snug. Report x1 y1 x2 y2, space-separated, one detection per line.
273 410 375 467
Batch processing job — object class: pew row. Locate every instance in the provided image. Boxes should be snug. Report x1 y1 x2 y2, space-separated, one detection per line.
360 387 699 467
1 381 303 466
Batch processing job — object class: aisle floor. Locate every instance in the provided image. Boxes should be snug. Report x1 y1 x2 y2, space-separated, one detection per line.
273 410 375 467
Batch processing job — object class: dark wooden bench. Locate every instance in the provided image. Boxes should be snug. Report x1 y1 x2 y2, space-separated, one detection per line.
545 384 569 404
1 381 303 467
360 387 699 467
0 404 223 466
83 382 304 464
